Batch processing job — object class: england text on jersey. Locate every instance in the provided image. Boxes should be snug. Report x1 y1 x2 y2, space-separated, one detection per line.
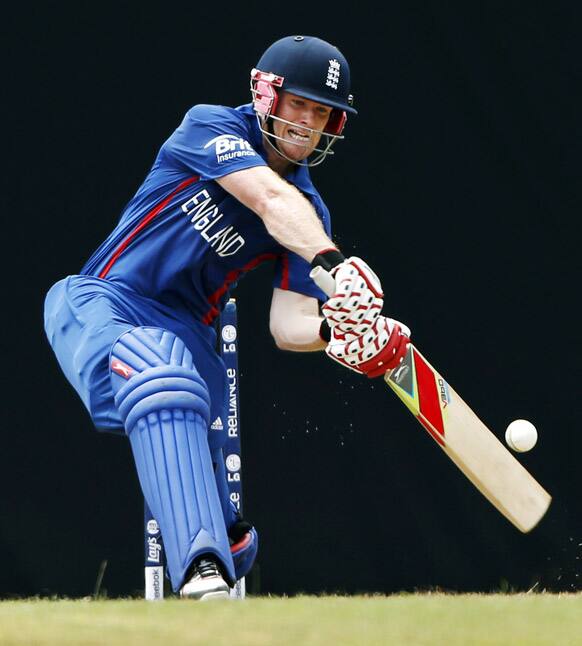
181 189 246 258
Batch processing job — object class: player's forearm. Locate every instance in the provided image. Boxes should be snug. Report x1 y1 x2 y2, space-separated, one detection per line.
216 167 334 262
269 288 327 352
258 188 332 262
270 316 327 352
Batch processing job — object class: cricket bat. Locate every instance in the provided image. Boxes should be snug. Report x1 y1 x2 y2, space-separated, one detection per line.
311 266 552 533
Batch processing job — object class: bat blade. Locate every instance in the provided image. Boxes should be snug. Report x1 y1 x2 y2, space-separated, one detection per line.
386 344 551 532
308 265 551 532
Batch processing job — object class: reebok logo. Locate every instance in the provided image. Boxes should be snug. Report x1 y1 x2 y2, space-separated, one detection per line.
204 134 256 163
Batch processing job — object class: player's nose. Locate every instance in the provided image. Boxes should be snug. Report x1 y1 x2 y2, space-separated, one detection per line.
297 111 316 132
295 105 315 127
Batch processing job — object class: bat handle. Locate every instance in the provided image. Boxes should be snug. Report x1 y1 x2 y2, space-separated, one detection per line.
309 266 336 297
311 263 399 379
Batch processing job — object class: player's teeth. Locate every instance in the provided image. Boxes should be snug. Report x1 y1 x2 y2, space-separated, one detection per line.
288 130 309 140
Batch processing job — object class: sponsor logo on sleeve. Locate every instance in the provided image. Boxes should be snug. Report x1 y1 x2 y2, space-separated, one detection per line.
204 134 257 163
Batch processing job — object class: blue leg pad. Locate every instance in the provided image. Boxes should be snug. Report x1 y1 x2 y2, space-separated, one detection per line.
110 327 235 590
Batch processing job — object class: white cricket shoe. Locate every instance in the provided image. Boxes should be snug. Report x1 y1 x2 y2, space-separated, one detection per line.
180 556 230 601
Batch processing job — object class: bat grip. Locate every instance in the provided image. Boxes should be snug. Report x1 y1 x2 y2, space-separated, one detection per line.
309 266 336 297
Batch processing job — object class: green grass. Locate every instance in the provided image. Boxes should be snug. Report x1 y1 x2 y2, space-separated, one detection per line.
0 594 581 645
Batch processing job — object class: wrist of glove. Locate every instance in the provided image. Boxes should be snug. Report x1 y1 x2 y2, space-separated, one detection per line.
311 250 384 337
325 316 411 378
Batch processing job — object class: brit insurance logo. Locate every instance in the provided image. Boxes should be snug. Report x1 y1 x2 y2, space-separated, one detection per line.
326 59 341 90
204 134 256 163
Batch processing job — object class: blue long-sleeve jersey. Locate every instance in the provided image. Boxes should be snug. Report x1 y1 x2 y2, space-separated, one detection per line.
81 103 331 325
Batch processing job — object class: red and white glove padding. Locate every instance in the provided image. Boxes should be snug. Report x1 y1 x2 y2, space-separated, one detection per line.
321 256 384 336
326 316 411 378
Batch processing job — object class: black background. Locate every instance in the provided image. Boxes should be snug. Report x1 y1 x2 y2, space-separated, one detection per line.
4 2 581 597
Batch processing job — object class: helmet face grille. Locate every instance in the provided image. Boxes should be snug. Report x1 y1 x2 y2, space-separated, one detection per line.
249 104 343 168
251 68 347 136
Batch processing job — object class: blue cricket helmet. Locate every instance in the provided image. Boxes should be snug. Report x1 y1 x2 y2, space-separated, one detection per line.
255 35 356 116
250 35 356 166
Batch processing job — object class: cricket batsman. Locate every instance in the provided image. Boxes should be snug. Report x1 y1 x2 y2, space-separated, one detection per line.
44 35 410 600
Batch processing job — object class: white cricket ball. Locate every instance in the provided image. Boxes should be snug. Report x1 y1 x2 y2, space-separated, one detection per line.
505 419 538 452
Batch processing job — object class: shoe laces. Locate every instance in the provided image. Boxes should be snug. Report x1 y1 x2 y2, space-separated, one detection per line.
196 558 221 579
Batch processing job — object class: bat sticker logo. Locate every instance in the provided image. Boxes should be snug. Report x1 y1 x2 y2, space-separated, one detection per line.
437 378 451 407
392 364 410 384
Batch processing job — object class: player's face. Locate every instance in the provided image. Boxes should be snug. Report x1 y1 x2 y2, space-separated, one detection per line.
273 92 332 161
